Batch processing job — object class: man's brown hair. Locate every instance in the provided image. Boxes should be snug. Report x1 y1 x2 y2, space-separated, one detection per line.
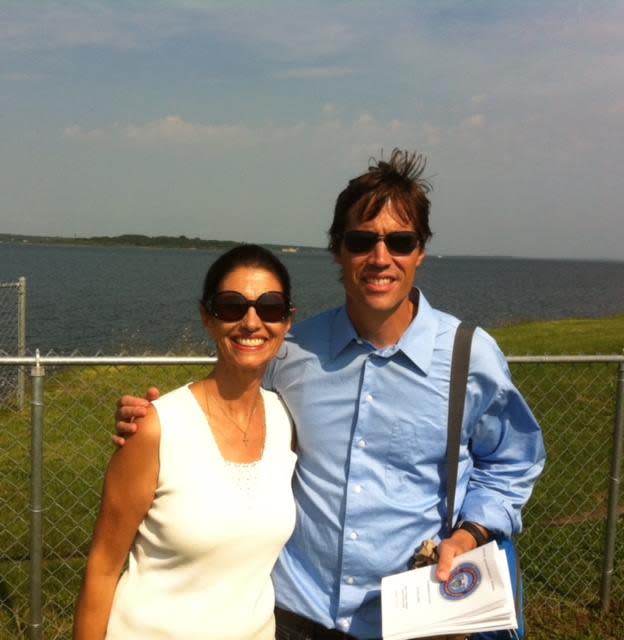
328 148 433 255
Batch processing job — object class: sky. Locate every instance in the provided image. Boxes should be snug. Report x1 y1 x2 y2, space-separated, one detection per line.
1 0 623 260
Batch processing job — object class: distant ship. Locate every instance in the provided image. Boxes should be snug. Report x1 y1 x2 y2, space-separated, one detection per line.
281 247 299 253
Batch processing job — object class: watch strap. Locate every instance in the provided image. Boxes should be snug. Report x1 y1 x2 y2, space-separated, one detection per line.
455 520 489 547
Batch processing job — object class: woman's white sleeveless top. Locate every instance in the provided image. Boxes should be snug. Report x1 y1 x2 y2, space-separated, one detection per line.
106 385 297 640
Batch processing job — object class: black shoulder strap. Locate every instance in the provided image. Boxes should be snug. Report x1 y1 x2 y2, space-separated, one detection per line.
446 322 476 534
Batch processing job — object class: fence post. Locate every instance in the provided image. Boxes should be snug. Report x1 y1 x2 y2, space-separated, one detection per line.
29 351 44 640
17 276 27 410
601 362 624 611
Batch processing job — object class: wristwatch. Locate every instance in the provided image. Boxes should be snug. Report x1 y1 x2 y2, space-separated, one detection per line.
454 520 490 547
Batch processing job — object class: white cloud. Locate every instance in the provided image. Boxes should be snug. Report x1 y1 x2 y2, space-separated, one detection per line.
64 125 105 140
2 71 42 81
461 114 485 130
61 112 426 169
557 10 624 48
123 116 253 145
353 113 376 128
321 103 340 116
277 66 358 79
1 3 143 51
0 1 359 58
422 123 442 147
608 100 624 118
64 116 255 146
206 4 359 59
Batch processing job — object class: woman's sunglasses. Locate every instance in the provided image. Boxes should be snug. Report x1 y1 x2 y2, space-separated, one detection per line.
342 230 420 255
206 291 293 323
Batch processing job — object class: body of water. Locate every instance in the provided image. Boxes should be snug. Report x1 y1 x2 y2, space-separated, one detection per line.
1 242 623 355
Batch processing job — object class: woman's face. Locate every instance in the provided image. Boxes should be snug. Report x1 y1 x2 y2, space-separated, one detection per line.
202 266 292 374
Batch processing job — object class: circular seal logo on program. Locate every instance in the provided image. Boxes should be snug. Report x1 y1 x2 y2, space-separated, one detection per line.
439 562 482 600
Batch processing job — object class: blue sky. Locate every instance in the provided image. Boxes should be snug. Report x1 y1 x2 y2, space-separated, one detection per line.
1 1 623 259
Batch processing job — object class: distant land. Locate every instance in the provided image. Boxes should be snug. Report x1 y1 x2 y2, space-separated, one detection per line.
2 234 621 263
0 233 324 254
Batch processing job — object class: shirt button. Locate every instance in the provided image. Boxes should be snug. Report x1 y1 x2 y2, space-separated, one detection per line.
365 393 373 402
357 439 366 448
346 576 354 585
354 484 362 494
350 531 358 540
339 618 350 629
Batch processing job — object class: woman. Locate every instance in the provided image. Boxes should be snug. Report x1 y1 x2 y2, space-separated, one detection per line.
74 244 297 639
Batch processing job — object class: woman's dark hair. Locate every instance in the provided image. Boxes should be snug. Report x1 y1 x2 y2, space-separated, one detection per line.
200 244 292 307
328 148 433 255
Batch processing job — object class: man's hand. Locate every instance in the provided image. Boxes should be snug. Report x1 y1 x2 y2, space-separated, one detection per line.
435 528 482 582
112 387 161 446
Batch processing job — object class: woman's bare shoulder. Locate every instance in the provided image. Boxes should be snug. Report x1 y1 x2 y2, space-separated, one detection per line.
112 404 161 464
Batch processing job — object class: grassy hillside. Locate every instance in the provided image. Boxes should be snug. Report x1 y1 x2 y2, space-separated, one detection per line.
491 314 624 355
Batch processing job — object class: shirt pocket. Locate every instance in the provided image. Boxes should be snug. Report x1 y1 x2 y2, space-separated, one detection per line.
384 417 448 493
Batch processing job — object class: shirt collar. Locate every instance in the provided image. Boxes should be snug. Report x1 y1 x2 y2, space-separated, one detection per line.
329 288 439 374
329 305 360 360
396 289 438 375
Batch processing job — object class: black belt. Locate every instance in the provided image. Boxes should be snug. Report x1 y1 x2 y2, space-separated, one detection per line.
275 608 359 640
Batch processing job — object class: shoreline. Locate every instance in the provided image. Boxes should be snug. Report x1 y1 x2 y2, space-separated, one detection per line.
2 236 622 263
0 235 323 255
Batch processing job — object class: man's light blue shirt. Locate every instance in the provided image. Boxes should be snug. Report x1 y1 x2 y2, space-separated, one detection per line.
264 290 545 639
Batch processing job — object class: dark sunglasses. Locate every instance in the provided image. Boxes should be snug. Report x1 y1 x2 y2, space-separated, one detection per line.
206 291 293 323
342 230 420 255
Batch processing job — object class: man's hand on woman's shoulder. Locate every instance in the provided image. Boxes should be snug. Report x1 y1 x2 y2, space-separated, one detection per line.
113 387 161 446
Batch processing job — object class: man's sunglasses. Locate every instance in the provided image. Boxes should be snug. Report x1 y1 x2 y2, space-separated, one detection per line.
342 230 420 255
206 291 293 323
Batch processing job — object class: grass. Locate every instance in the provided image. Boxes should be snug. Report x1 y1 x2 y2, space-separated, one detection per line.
492 314 624 639
1 315 623 639
490 314 624 355
0 362 210 639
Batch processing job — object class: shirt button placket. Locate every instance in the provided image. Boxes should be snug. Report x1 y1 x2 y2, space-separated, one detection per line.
338 357 371 626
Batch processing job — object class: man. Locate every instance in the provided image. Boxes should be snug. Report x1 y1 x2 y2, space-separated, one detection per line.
116 149 545 639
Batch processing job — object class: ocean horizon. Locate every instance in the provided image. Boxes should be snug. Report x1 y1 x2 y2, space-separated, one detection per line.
1 242 623 355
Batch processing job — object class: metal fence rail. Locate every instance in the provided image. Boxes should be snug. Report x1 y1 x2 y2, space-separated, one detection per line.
0 353 622 639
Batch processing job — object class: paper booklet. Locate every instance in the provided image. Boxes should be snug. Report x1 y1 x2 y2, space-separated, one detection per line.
381 540 517 640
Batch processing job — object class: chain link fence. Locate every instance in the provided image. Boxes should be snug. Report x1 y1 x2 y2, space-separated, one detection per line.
0 354 623 639
0 278 27 410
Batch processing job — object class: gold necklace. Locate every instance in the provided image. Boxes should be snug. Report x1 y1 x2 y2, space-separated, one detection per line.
203 382 261 446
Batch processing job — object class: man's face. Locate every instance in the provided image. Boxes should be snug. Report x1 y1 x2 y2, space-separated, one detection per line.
336 202 425 323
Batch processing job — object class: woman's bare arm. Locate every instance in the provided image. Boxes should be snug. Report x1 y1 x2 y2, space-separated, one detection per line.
74 406 160 639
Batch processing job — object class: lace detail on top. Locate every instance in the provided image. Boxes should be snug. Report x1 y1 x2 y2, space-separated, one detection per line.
222 459 262 501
